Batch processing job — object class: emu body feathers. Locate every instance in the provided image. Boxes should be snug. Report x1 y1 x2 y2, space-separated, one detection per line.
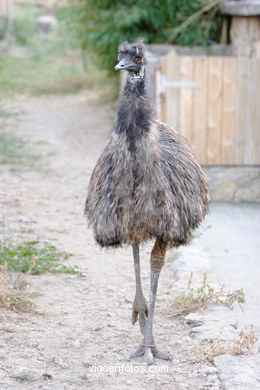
85 69 209 247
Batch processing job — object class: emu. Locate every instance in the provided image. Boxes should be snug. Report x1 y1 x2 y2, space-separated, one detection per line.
85 40 209 364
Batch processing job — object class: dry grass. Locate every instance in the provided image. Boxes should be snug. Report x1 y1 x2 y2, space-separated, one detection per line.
0 266 35 312
170 273 245 316
190 326 257 362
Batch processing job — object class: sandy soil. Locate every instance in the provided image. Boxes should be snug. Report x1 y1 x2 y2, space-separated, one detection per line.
0 93 221 389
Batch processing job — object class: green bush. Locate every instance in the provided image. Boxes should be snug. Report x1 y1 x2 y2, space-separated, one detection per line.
62 0 223 74
14 6 37 45
0 16 7 40
0 241 79 275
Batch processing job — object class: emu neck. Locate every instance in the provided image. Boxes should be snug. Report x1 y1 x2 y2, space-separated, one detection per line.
115 69 153 153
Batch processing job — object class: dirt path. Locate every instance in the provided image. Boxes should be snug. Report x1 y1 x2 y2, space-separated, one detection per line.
0 93 221 389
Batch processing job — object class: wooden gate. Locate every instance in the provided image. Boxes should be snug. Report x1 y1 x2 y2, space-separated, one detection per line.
156 50 260 165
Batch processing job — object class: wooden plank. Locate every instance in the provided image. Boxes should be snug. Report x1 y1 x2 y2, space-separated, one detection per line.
245 59 253 164
165 50 180 131
231 16 260 57
235 57 249 164
155 67 162 120
206 57 223 165
192 56 208 164
158 56 167 123
159 52 259 166
247 59 260 164
179 56 194 143
221 58 236 165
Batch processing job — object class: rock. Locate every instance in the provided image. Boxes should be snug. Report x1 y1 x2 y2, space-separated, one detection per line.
210 180 235 202
11 367 42 381
36 15 57 33
235 180 260 202
42 372 53 381
18 216 33 223
214 354 260 390
205 166 260 202
204 367 218 375
82 360 92 367
173 340 182 347
37 344 46 351
54 356 69 369
72 339 81 348
174 385 189 390
107 285 115 292
119 349 130 358
185 313 205 327
206 374 218 383
199 365 218 376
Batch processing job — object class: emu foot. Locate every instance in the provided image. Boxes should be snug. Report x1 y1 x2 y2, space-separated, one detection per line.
128 344 172 365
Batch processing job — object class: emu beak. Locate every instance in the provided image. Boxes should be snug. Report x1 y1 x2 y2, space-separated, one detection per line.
115 59 128 70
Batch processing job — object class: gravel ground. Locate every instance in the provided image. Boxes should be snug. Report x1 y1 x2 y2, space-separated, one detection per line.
173 203 260 390
0 93 222 390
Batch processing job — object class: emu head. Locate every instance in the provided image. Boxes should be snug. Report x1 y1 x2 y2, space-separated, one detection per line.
115 39 146 73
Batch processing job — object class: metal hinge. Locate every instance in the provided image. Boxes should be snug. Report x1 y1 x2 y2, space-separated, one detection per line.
158 75 198 94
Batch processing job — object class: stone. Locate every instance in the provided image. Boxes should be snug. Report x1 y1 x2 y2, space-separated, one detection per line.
185 313 204 324
235 181 260 202
42 372 53 381
82 360 92 367
18 216 33 223
11 367 42 382
204 166 260 202
37 344 46 351
72 339 81 348
54 356 70 369
210 181 236 202
214 354 260 390
200 366 218 376
36 15 57 33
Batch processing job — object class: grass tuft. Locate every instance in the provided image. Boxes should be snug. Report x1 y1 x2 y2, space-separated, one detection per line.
0 241 79 275
0 132 41 165
170 273 245 316
0 3 116 99
0 266 35 312
0 106 21 118
190 326 257 362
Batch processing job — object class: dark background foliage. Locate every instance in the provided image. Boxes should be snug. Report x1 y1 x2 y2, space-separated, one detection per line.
61 0 223 74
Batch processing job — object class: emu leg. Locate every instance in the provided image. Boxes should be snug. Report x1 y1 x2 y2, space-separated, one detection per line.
131 244 148 334
129 239 172 364
128 244 148 359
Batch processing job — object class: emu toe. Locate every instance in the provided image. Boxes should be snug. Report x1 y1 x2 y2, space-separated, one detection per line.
128 344 172 365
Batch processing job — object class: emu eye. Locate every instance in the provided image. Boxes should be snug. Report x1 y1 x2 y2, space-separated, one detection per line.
134 57 142 63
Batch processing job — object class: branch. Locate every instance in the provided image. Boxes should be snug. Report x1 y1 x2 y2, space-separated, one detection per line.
167 0 226 43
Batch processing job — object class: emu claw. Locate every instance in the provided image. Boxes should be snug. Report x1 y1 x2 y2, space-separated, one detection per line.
128 344 172 365
152 347 172 360
128 344 144 359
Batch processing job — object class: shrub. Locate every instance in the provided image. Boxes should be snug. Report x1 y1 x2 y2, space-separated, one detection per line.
0 241 79 275
62 0 223 74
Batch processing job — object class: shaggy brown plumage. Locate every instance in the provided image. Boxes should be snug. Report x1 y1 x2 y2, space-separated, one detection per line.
85 39 210 365
85 42 209 248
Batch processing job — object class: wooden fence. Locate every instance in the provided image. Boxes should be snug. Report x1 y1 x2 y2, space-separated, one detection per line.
156 50 260 165
0 1 8 16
